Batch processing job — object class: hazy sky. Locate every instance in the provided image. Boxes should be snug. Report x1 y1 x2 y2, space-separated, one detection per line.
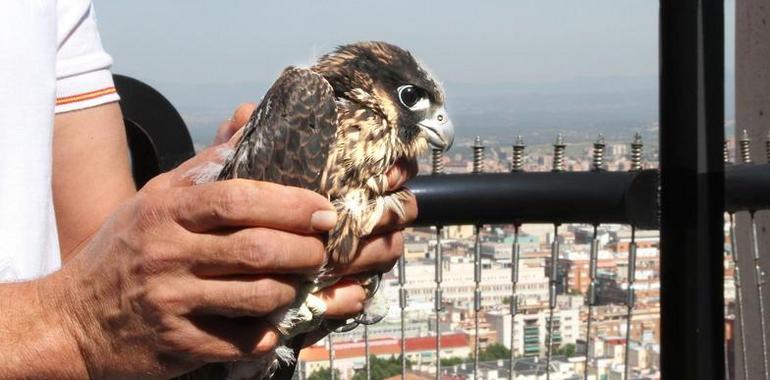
95 1 734 87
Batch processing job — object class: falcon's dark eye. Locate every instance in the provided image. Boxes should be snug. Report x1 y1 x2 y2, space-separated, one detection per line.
397 85 430 111
398 86 419 107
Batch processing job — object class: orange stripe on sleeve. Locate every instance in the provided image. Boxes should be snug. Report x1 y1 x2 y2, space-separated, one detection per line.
56 87 117 106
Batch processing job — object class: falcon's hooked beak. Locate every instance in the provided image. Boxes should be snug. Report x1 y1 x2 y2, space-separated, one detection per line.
418 106 454 151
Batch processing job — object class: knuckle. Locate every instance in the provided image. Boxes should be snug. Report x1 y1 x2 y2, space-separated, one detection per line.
211 180 253 220
121 223 174 277
140 172 171 192
132 195 166 232
142 284 184 313
138 244 183 277
240 231 275 270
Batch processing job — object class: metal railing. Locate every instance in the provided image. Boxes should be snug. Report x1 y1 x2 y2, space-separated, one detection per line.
308 132 770 380
365 133 656 380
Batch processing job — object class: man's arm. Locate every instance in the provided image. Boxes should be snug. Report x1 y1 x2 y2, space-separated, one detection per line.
0 276 89 378
53 102 136 260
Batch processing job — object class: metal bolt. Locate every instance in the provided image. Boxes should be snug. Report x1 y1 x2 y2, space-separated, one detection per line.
724 140 732 165
740 129 753 164
592 134 606 172
552 134 566 172
472 136 484 174
630 133 643 171
431 148 444 175
511 135 525 172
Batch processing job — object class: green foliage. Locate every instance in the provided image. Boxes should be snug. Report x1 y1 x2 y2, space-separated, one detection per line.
476 343 511 362
307 367 340 380
467 342 512 362
351 355 408 380
440 356 465 366
554 343 577 358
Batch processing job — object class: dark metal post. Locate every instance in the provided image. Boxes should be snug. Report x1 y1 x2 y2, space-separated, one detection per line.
660 1 725 380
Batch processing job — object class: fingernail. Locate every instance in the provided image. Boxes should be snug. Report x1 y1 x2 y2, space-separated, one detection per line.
311 210 337 231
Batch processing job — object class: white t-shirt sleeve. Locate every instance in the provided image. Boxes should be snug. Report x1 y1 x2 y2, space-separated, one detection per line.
55 1 120 114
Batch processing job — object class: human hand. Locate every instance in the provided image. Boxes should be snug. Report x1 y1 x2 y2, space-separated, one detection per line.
41 152 341 378
212 102 257 146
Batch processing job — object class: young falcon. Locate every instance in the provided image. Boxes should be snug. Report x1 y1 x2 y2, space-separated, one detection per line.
181 41 453 380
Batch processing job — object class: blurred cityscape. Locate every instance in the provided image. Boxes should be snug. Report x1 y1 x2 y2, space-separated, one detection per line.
295 134 740 380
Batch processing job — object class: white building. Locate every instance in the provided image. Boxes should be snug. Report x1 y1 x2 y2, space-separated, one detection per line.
383 257 550 311
486 304 581 358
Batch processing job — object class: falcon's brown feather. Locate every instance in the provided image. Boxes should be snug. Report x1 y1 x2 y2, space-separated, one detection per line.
218 67 338 191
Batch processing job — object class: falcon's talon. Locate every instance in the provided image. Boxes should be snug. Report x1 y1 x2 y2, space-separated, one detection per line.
354 275 389 326
353 310 386 325
363 273 383 298
382 192 408 222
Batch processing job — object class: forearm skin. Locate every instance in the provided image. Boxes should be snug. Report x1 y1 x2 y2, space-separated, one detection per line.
0 272 88 379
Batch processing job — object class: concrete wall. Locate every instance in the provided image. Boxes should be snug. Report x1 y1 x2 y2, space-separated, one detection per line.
734 1 770 379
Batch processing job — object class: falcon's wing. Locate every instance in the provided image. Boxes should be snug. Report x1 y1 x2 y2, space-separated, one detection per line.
218 67 337 191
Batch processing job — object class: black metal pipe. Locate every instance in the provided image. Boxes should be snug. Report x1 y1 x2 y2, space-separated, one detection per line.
660 1 725 380
405 164 768 229
406 170 659 229
726 164 770 212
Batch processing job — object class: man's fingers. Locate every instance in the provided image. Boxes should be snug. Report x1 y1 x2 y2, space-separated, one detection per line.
333 232 403 277
372 190 418 234
192 228 325 276
371 157 420 235
175 316 280 362
186 276 298 317
314 280 367 318
386 158 419 191
213 103 257 146
232 103 257 125
171 179 336 234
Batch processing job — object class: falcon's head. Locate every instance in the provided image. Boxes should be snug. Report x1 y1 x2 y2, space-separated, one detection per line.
312 41 454 157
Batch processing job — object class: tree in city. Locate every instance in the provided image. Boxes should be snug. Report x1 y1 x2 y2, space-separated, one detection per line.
554 343 577 358
440 357 466 366
307 367 341 380
472 343 511 362
351 355 408 380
